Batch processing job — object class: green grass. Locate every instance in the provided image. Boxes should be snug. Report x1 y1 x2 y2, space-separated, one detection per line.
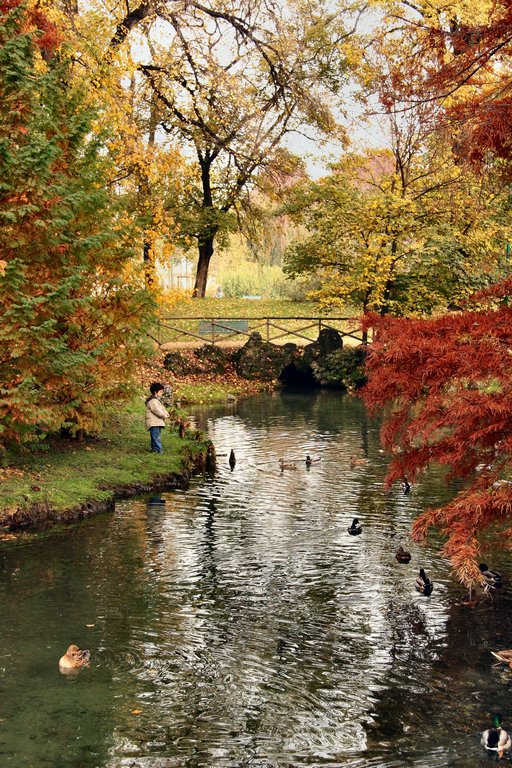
164 297 319 318
0 397 205 518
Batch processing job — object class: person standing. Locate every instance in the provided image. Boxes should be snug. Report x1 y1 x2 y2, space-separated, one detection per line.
145 382 170 453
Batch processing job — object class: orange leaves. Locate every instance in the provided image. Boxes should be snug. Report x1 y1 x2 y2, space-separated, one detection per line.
363 284 512 583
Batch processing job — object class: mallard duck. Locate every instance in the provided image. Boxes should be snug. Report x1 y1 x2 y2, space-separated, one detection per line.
279 458 297 470
229 449 236 470
479 563 503 592
415 568 433 596
402 478 411 494
491 650 512 667
59 644 90 671
481 714 512 757
395 545 411 564
350 456 368 467
348 517 362 536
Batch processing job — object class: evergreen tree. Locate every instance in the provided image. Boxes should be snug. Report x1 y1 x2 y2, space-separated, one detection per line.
0 0 152 448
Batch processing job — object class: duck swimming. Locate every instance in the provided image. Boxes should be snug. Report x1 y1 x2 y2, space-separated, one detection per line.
402 478 411 494
59 644 90 672
348 518 362 536
229 449 236 470
415 568 433 596
350 456 368 467
479 563 503 592
481 714 512 758
279 458 297 470
395 545 411 564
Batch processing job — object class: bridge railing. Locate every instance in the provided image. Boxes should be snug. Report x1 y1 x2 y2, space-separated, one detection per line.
152 316 366 347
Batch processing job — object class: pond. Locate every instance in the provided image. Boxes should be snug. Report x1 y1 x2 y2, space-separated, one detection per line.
1 390 512 768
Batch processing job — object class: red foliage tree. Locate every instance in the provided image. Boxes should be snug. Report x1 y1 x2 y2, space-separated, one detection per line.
361 279 512 586
417 1 512 169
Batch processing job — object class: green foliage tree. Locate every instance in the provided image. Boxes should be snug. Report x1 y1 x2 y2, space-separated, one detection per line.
284 137 512 316
0 0 153 449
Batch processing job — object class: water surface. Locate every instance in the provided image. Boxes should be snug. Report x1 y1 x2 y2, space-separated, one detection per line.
1 390 512 767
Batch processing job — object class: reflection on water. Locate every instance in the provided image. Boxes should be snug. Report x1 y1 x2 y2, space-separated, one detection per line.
1 390 512 767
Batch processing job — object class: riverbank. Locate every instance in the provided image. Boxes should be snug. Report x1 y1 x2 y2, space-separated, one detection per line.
0 397 210 534
0 352 272 534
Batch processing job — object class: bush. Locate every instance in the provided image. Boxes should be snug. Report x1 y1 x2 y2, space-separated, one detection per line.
320 347 368 390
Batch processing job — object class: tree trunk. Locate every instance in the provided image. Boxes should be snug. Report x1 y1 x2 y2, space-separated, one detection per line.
144 237 156 289
142 94 158 290
194 236 214 298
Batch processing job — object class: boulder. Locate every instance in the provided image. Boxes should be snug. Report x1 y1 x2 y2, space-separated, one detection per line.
163 350 198 376
194 344 232 373
302 327 343 366
297 327 344 386
233 332 299 381
163 345 232 376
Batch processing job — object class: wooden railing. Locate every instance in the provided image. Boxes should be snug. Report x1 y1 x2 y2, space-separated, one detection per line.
153 316 366 346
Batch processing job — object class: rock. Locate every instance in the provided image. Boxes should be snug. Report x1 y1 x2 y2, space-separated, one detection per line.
233 333 299 381
194 344 231 373
163 351 197 376
302 327 343 366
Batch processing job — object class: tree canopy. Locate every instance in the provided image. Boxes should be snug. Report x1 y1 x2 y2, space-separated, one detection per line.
59 0 358 296
283 115 512 315
368 0 512 172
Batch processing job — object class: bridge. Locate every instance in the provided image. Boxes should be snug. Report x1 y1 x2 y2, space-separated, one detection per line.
152 316 367 348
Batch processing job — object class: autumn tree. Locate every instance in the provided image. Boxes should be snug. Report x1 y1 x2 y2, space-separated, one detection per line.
369 0 512 173
70 0 359 297
0 0 152 448
361 279 512 587
283 129 512 316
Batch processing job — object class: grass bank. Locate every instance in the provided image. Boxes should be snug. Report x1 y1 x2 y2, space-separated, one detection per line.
164 296 319 318
0 349 273 531
0 397 208 532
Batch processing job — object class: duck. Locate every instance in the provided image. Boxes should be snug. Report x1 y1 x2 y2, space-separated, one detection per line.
279 458 297 470
481 714 512 757
350 456 368 467
491 649 512 668
395 545 411 564
228 449 236 470
402 478 411 494
348 517 362 536
479 563 503 592
415 568 433 596
59 644 90 672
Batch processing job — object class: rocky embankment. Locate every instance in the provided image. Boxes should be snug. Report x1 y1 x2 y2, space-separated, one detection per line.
163 329 367 391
